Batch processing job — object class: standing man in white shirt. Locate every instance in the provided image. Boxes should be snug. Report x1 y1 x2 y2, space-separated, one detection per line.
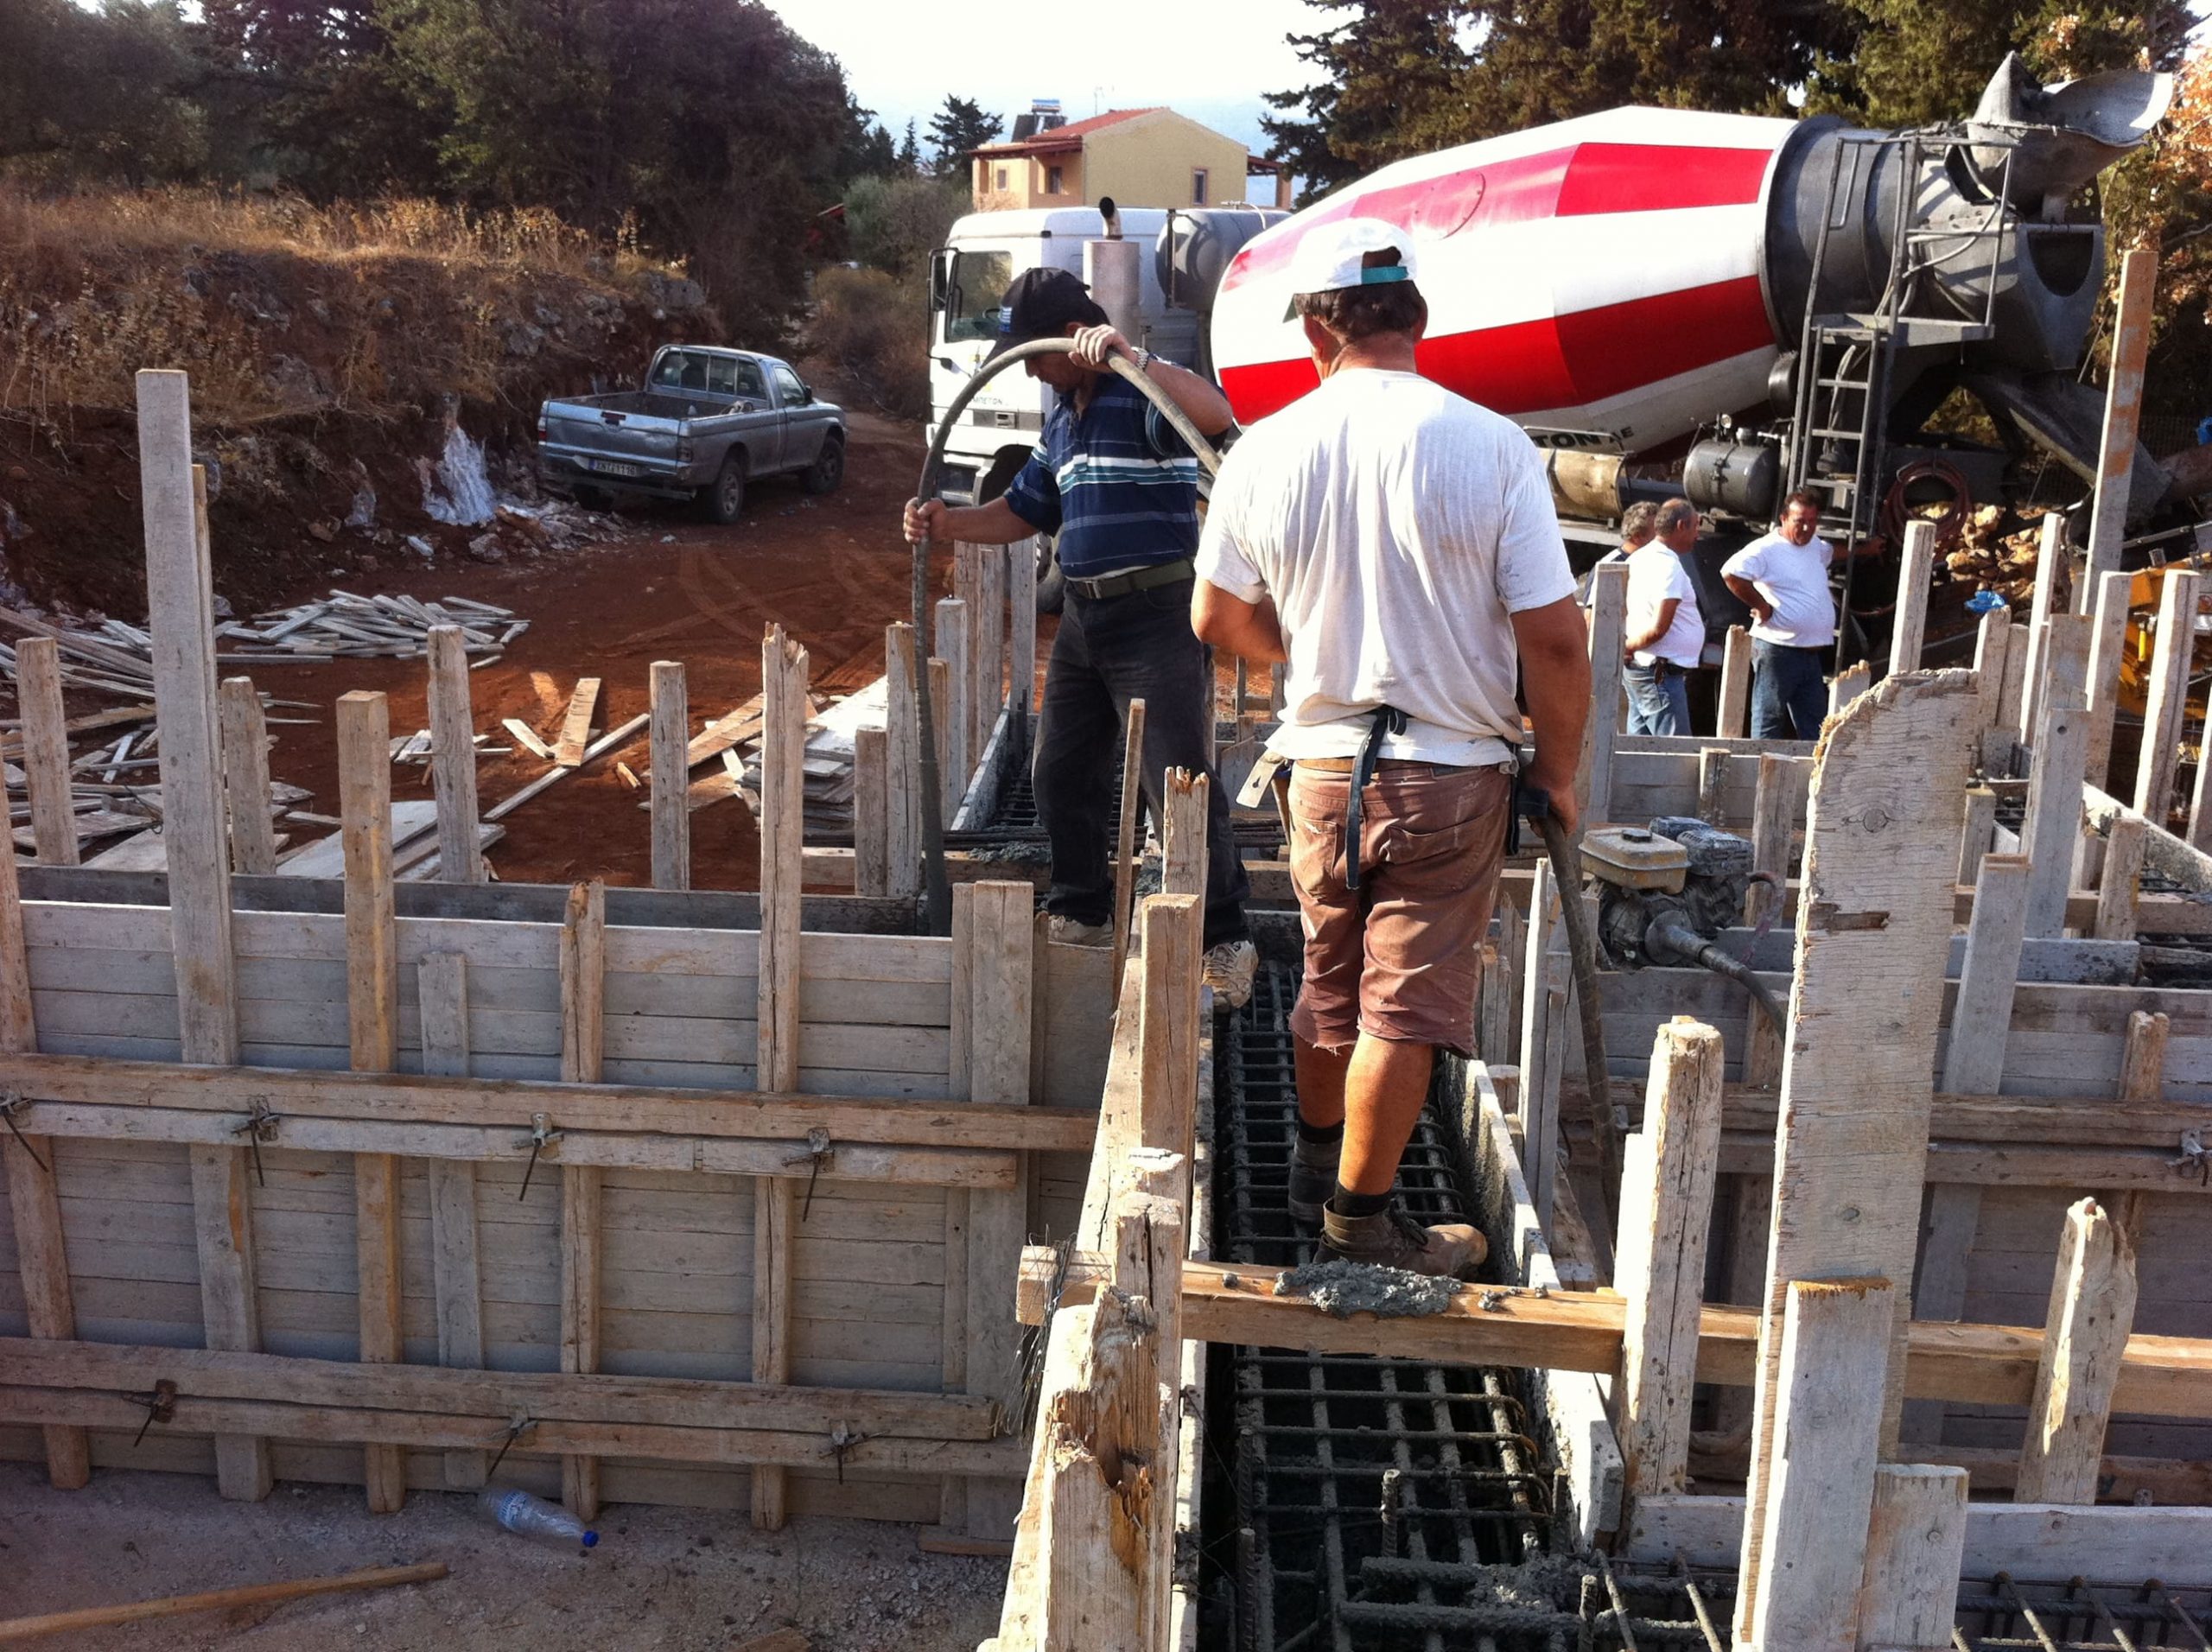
1190 219 1592 1281
1622 498 1705 735
1720 492 1840 739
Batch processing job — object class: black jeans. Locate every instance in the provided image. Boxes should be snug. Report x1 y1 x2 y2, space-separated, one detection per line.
1033 578 1249 948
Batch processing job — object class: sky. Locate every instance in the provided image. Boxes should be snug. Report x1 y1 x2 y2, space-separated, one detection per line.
756 0 1352 156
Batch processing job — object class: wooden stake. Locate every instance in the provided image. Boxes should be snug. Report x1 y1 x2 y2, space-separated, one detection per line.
1744 1277 1896 1652
1855 1464 1968 1651
1972 607 2012 735
1718 625 1752 740
936 596 970 817
1734 674 1976 1639
750 1174 794 1530
649 659 689 892
1746 755 1804 927
417 950 484 1490
16 639 76 865
337 690 406 1513
854 725 889 898
1581 560 1627 823
2017 511 2068 742
1616 1018 1725 1500
1009 539 1038 725
553 676 601 767
1137 893 1204 1165
2021 613 2091 937
553 880 608 1519
2082 570 2133 793
0 1560 448 1642
2094 814 2146 940
885 623 923 900
1887 521 1936 678
1697 746 1730 825
2016 1198 2138 1505
425 627 482 882
2133 569 2198 825
2117 1010 2168 1107
1957 785 1997 890
1109 697 1148 991
2082 249 2158 603
1160 768 1208 900
218 677 278 874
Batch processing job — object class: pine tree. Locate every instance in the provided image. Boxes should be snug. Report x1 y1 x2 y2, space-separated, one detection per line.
1262 0 1477 200
898 118 921 173
927 95 1002 175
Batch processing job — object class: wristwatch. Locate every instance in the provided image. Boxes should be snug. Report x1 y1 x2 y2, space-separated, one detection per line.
1129 346 1157 372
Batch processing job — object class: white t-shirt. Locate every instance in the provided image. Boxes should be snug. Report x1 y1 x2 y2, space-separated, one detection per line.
1721 530 1836 648
1626 544 1704 669
1194 369 1577 766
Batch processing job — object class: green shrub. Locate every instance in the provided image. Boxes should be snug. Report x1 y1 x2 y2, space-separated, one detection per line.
810 264 929 420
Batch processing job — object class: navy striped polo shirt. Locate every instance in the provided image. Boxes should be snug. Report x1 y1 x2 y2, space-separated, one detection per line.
1001 373 1200 580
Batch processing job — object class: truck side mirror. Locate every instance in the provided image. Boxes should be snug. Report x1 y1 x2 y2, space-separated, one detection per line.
795 384 813 405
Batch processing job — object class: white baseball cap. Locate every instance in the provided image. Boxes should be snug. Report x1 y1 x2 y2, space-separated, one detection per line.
1283 217 1420 320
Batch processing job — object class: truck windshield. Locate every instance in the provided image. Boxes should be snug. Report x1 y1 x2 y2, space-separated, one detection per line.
943 251 1014 344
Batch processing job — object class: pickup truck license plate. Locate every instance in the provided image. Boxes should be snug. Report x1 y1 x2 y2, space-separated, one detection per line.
584 458 642 478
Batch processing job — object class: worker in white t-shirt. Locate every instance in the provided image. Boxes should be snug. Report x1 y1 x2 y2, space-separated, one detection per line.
1622 498 1705 735
1189 217 1592 1282
1720 492 1840 739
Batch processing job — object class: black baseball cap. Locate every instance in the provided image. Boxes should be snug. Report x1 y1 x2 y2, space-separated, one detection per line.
987 267 1109 360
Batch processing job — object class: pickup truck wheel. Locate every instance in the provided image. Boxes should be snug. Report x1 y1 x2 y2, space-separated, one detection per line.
702 458 746 524
801 435 844 496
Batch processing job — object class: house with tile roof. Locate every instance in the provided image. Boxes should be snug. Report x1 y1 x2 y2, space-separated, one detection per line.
969 104 1288 213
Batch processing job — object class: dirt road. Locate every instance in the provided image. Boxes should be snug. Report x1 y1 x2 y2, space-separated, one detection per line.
241 410 938 889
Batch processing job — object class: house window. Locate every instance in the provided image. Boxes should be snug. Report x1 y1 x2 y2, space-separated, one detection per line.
995 166 1008 191
1192 168 1209 205
1046 165 1063 194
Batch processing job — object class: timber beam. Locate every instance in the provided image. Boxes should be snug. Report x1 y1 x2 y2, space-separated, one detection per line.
1016 1255 2212 1420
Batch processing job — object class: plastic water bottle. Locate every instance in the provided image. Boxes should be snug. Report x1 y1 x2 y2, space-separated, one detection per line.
480 1487 599 1549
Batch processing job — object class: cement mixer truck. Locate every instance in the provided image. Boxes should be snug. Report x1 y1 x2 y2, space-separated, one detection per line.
1210 54 2177 661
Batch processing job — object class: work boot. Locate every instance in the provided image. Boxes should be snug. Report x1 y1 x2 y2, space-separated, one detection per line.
1047 915 1112 947
1286 1136 1338 1229
1318 1201 1488 1281
1202 938 1258 1009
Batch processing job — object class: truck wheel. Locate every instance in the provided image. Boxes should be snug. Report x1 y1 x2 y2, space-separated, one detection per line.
702 457 746 524
802 435 845 496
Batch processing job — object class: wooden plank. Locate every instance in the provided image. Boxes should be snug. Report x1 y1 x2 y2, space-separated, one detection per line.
1615 1018 1724 1500
0 829 87 1489
416 950 483 1489
2094 814 2146 941
1582 559 1627 821
2017 511 2068 743
2082 570 2133 794
1735 673 1977 1642
885 623 922 901
550 880 607 1521
501 718 553 762
553 677 601 768
1138 894 1203 1170
2133 569 2197 825
1036 1291 1159 1649
2016 1198 2138 1506
1745 1277 1896 1652
1697 745 1730 824
935 599 969 816
1887 520 1936 679
337 689 405 1514
425 627 483 884
139 375 264 1500
1858 1464 1969 1650
749 1175 792 1529
1517 863 1571 1226
853 727 889 899
963 880 1035 1541
1957 786 1997 890
1746 754 1805 927
1718 625 1752 740
1160 769 1207 902
1009 539 1037 723
1973 607 2011 737
16 639 77 867
1108 697 1147 994
2021 614 2090 937
218 678 278 875
2118 1009 2168 1106
2082 248 2157 600
649 661 689 893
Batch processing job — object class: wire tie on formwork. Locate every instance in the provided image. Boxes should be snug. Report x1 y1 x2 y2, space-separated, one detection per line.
486 1412 535 1477
782 1127 833 1219
0 1090 49 1175
130 1378 179 1448
825 1421 864 1485
2169 1128 2209 1186
518 1113 563 1201
229 1097 281 1186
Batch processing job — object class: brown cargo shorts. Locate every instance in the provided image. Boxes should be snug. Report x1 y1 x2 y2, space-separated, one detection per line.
1285 760 1513 1058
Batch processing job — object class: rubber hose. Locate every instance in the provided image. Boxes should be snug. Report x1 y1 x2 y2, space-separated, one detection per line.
1653 914 1789 1034
906 340 1226 932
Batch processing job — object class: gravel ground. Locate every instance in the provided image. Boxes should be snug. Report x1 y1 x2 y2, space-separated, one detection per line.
0 1463 1007 1649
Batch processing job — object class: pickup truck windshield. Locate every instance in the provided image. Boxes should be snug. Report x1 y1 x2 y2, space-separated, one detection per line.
648 350 766 399
944 251 1014 344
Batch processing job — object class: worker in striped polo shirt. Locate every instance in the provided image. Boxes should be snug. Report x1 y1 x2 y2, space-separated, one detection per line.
905 266 1255 1006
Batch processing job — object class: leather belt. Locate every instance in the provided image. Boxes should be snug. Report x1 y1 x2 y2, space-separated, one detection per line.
1063 558 1195 601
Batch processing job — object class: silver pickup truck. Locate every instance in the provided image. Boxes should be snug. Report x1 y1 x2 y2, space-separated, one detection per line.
537 346 846 522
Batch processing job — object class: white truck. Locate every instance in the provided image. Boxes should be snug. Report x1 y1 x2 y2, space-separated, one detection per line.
925 202 1285 508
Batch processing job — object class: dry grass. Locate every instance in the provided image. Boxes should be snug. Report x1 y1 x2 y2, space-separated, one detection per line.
0 185 686 424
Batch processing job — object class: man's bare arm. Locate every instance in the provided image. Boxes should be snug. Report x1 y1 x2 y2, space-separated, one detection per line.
1624 595 1681 657
1511 595 1592 836
903 496 1036 546
1192 581 1287 664
1723 574 1771 623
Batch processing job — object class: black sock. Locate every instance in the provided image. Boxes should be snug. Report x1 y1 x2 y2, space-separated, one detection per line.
1295 1119 1344 1149
1331 1184 1391 1218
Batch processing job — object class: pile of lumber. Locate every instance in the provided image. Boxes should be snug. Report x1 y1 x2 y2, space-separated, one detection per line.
658 679 882 829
